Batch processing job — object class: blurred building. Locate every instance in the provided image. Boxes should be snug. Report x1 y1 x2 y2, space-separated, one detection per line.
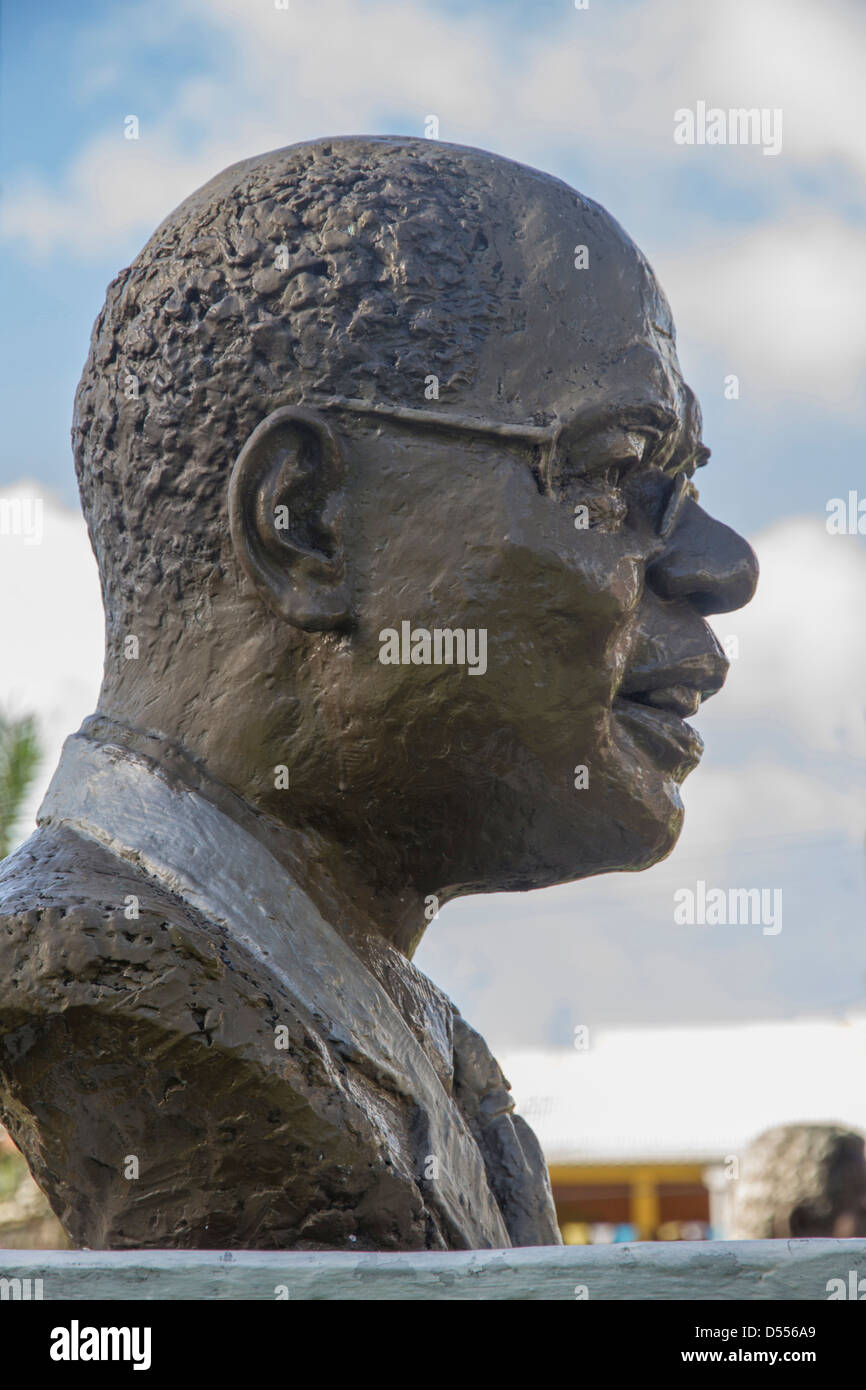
502 1013 866 1243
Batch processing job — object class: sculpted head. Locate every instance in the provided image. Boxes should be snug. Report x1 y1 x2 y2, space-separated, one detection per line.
74 136 757 950
731 1125 866 1239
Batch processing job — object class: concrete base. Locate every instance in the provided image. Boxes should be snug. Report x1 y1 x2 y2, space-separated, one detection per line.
2 1240 866 1300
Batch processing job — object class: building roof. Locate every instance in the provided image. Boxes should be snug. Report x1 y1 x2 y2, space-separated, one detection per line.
501 1014 866 1165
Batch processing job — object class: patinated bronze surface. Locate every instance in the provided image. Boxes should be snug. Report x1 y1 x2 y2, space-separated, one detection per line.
0 137 757 1250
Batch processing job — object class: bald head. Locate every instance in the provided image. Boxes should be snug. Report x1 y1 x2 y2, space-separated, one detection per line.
70 134 757 910
73 136 663 630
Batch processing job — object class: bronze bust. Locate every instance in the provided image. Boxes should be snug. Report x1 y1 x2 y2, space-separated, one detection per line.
0 137 757 1250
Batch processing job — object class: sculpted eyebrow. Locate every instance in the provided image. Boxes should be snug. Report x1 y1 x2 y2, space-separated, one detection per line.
558 404 681 460
556 405 711 480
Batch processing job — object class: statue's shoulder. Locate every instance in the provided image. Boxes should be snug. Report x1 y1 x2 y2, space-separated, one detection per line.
0 820 190 920
0 823 230 1023
0 825 559 1251
0 827 487 1252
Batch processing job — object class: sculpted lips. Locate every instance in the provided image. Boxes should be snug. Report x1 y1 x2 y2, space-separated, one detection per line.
631 683 702 717
614 652 729 773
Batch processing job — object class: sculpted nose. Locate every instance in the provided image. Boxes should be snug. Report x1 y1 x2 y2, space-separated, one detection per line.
646 498 759 615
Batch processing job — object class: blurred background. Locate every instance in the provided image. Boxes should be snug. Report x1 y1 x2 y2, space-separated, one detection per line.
1 0 864 1245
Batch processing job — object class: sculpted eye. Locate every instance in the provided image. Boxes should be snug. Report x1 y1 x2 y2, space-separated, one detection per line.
589 428 654 478
552 428 652 493
547 428 660 534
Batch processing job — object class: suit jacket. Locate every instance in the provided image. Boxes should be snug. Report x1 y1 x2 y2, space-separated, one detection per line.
0 731 560 1251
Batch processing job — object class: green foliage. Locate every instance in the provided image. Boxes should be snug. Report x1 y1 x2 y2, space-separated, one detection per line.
0 711 40 859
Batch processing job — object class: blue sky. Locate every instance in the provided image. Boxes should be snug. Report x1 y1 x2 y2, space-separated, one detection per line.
1 0 864 1047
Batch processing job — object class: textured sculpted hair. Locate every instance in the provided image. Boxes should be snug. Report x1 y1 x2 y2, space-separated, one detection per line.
730 1123 866 1238
73 137 519 633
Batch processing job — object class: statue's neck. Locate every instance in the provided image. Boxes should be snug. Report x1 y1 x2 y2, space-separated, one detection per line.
78 712 427 959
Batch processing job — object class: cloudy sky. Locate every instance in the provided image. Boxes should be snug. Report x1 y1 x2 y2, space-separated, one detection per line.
1 0 864 1054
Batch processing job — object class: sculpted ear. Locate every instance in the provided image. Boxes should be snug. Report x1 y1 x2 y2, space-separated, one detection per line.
228 406 352 631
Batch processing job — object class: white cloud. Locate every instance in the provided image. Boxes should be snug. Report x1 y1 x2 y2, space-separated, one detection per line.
703 517 866 755
4 0 864 250
0 0 519 259
681 763 863 860
613 0 866 175
0 134 215 259
656 218 866 407
0 484 102 843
